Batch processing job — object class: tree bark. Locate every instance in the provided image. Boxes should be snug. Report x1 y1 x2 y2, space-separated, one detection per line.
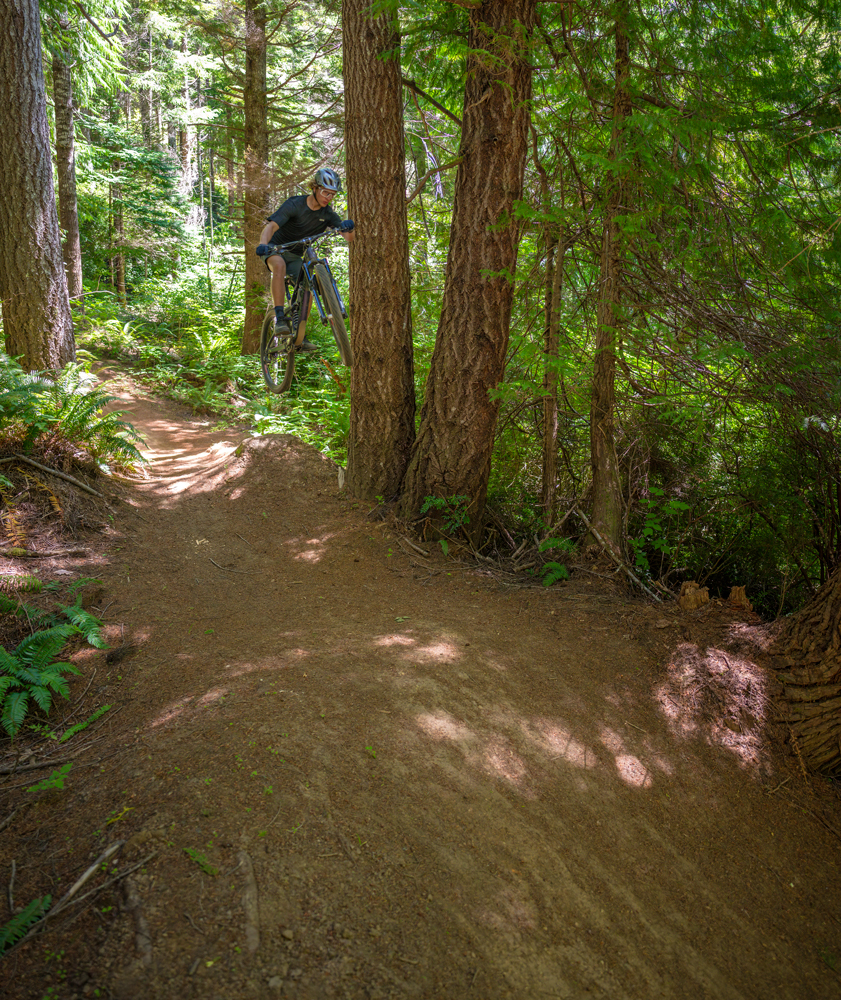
769 562 841 774
589 6 631 554
398 0 536 531
343 0 415 500
51 48 84 307
0 0 74 371
240 0 269 355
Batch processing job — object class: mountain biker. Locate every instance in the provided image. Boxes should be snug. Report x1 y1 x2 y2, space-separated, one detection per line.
255 168 354 352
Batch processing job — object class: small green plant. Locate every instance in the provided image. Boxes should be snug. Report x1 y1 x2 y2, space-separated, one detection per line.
59 704 111 743
0 895 51 953
365 745 377 759
538 537 575 587
183 847 218 876
420 495 471 534
27 762 73 793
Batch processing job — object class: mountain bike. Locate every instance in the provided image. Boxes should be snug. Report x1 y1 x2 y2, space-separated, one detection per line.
259 229 352 394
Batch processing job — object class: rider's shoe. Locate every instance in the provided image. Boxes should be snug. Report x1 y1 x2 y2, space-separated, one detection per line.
274 313 291 336
295 339 318 353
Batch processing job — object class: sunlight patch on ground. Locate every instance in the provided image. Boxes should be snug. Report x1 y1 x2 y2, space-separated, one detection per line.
294 548 323 563
481 737 535 796
654 642 772 773
374 634 417 647
150 696 194 727
521 718 597 770
197 686 230 707
411 641 462 663
416 711 474 743
600 727 654 787
614 754 653 788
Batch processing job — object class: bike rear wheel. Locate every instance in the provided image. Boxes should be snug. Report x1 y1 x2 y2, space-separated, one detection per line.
314 263 353 366
260 308 294 393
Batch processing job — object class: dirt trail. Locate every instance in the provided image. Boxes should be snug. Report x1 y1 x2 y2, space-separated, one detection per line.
4 371 841 1000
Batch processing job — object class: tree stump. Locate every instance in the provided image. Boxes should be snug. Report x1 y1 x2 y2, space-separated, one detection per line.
678 580 709 612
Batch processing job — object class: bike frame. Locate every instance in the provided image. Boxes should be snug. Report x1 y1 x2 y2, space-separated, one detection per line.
279 231 349 328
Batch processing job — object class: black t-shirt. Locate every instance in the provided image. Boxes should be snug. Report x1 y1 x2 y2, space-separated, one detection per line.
267 196 342 256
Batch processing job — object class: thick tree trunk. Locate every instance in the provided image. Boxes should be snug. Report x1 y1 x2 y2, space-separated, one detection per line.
51 50 84 308
589 8 631 554
240 0 269 355
343 0 415 500
0 0 74 371
399 0 536 530
769 563 841 773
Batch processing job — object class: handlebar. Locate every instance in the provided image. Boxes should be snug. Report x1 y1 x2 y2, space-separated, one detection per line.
275 228 341 254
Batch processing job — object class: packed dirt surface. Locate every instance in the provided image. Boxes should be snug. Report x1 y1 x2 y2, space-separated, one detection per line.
2 369 841 1000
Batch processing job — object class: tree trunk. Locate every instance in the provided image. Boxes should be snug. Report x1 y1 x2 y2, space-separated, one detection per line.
769 563 841 774
0 0 74 371
179 35 193 193
343 0 415 500
398 0 536 531
589 6 631 554
240 0 269 355
51 49 84 308
542 230 566 527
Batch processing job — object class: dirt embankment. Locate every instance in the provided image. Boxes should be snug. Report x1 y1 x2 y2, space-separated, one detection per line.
2 370 840 1000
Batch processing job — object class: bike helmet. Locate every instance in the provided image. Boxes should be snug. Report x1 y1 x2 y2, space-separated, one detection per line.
314 167 343 193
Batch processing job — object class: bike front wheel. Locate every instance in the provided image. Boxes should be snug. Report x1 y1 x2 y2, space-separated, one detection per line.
314 263 353 366
260 309 294 393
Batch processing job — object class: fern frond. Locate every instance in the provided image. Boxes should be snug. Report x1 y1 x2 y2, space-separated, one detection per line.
2 510 27 547
0 647 23 676
0 574 42 594
15 625 77 668
29 684 54 713
2 690 29 736
60 606 107 649
0 895 51 953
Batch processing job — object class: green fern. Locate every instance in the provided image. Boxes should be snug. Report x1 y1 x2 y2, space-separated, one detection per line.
59 605 108 649
0 895 51 953
0 575 42 594
0 626 81 737
59 705 111 743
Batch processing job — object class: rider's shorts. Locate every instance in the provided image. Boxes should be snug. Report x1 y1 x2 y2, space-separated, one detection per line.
264 248 303 282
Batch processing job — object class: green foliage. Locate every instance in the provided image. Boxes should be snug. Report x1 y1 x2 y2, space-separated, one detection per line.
59 705 111 743
0 354 143 470
27 762 73 792
0 625 82 737
184 847 218 876
628 490 690 581
0 895 51 954
538 537 575 587
420 495 471 534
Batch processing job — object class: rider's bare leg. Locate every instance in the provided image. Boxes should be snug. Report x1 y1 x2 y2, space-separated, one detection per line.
266 253 287 309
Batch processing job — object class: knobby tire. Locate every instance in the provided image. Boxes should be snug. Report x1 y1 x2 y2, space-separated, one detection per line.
259 309 294 393
313 263 353 366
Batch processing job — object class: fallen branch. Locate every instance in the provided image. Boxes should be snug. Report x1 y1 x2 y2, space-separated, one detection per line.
0 756 74 776
209 558 253 575
0 548 89 558
573 506 662 602
0 455 104 499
